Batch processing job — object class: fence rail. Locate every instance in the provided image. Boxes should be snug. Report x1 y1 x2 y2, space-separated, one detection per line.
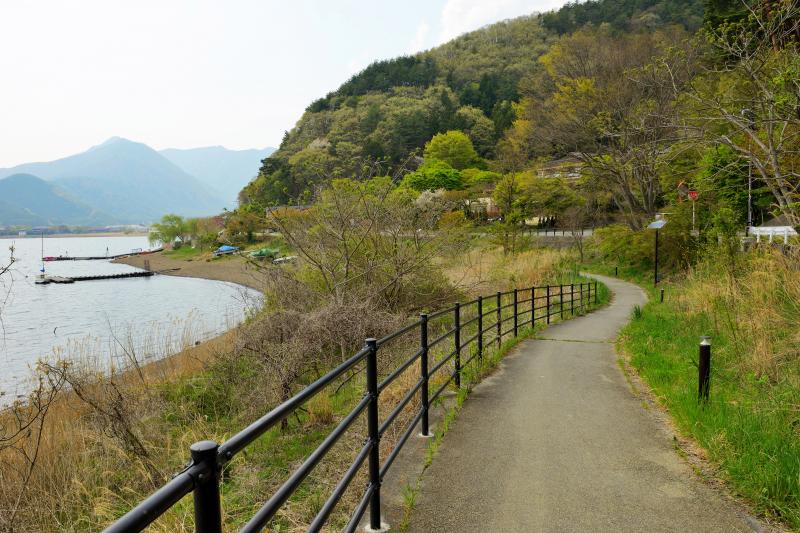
104 280 599 533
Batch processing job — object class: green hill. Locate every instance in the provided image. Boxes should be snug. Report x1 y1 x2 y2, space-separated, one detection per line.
539 0 704 34
240 0 704 207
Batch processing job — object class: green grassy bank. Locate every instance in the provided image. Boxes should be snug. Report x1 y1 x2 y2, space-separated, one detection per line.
587 260 800 529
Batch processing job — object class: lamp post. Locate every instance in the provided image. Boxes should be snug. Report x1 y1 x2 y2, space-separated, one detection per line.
648 219 667 286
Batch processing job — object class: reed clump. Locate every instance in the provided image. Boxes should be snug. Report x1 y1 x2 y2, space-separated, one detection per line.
621 245 800 528
680 247 800 385
444 244 569 295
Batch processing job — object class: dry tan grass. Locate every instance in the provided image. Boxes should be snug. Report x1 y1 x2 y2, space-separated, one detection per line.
679 247 800 383
1 243 574 532
0 328 234 532
443 244 570 296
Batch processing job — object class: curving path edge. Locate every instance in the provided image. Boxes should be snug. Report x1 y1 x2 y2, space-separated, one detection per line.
405 274 758 532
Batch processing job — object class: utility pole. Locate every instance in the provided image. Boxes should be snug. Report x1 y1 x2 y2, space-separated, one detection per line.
688 190 699 235
648 219 667 286
747 159 753 234
742 108 755 235
654 228 659 287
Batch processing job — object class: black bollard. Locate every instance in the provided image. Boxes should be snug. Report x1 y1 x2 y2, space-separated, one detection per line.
698 336 711 402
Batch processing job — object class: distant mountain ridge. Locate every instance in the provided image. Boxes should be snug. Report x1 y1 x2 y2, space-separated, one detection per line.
160 145 275 205
0 138 270 225
0 173 116 226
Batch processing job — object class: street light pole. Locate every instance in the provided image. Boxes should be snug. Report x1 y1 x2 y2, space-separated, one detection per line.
648 219 667 287
747 160 753 234
654 228 659 287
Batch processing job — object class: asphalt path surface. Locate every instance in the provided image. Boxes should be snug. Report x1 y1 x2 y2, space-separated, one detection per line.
406 274 757 532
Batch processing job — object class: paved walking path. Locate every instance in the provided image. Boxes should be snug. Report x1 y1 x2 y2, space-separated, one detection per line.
406 274 757 532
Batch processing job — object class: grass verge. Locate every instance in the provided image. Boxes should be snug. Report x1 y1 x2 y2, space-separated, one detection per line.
585 259 799 529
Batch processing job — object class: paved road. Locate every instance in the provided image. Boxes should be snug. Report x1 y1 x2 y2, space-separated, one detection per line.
406 274 756 532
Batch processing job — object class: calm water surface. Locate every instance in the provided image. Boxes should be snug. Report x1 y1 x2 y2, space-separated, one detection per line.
0 235 260 396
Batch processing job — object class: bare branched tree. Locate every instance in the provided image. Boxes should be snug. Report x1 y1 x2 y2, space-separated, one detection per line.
0 244 15 334
515 27 694 230
0 367 66 532
675 1 800 225
266 161 458 312
233 161 463 420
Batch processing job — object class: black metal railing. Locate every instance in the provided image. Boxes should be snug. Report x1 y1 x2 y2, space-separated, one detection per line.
104 280 599 533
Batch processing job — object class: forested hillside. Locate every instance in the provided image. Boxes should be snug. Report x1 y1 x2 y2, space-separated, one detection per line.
240 0 704 207
539 0 704 34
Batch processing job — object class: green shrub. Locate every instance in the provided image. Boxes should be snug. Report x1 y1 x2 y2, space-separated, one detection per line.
401 159 464 192
591 218 698 274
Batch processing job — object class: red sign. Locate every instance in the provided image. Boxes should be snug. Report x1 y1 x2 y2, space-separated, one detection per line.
688 190 699 201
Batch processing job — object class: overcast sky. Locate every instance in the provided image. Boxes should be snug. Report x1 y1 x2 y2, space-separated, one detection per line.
0 0 569 167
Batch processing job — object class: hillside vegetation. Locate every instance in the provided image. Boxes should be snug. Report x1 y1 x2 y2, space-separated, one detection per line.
218 0 800 528
240 0 703 208
585 243 800 528
3 0 799 530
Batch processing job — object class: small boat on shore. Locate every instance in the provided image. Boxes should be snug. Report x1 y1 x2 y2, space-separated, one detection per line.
213 245 239 257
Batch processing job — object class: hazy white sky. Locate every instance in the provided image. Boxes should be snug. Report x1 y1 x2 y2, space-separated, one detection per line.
0 0 569 167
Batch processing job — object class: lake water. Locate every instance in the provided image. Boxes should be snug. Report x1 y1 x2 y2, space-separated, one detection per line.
0 235 260 397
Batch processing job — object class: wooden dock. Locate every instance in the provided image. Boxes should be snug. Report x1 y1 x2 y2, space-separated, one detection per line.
36 271 155 284
43 254 124 261
43 248 163 262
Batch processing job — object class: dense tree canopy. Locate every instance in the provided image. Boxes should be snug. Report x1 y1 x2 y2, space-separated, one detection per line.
237 0 799 230
423 131 481 171
539 0 704 34
401 160 464 192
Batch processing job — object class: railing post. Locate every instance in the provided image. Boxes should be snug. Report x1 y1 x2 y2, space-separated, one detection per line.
586 282 591 308
477 297 483 363
560 285 564 319
496 292 502 348
580 283 585 313
190 440 222 533
513 289 518 337
365 338 384 531
546 286 551 324
595 281 598 304
570 283 575 315
531 287 535 325
419 315 431 437
454 303 461 389
699 336 711 402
